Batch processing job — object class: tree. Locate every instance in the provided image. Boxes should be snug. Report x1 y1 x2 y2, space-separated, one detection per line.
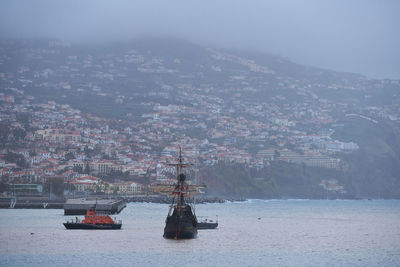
44 177 64 198
0 181 9 193
12 128 26 140
84 163 91 174
0 122 10 141
73 165 83 173
5 151 29 168
84 145 92 158
65 152 75 161
16 157 29 168
16 113 31 124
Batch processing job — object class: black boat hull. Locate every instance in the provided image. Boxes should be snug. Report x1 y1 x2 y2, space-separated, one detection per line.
163 207 198 239
63 222 122 230
163 219 197 239
197 222 218 229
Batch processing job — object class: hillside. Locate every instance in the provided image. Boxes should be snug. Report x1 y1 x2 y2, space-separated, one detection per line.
1 38 399 198
333 117 400 198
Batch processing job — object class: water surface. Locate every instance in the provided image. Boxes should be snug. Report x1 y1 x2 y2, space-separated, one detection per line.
1 200 399 266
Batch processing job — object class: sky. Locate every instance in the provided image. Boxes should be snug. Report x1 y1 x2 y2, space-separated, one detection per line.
0 0 399 79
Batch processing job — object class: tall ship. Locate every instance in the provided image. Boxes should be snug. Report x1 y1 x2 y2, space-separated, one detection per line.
163 147 198 239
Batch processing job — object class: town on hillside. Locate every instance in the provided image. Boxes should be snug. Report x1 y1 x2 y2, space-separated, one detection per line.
0 40 399 198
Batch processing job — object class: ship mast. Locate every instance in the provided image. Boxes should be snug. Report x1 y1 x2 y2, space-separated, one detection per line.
163 146 199 239
175 146 187 207
167 146 191 206
162 145 204 216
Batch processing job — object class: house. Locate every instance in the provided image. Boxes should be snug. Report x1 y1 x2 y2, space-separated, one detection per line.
69 175 100 192
129 182 143 194
112 182 130 194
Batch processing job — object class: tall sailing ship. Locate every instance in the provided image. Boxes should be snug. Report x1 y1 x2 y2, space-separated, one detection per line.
163 147 198 239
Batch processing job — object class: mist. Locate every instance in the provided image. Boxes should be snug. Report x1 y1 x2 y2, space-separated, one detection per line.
0 0 399 79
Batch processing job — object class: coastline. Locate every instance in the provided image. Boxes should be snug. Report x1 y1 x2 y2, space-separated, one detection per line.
0 195 246 210
1 195 397 210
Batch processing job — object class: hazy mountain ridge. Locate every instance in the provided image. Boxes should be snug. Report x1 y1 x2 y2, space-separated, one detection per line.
1 38 399 198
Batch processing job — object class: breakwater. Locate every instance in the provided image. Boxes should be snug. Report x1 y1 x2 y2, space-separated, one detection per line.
121 195 246 204
0 195 245 211
0 197 126 215
0 197 64 209
64 198 126 215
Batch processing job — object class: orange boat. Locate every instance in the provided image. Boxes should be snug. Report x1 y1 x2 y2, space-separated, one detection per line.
63 208 122 230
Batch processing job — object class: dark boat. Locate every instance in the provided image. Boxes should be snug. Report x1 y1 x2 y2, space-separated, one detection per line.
63 207 122 230
197 217 218 230
163 147 198 239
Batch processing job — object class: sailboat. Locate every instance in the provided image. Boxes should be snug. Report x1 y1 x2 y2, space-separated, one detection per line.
163 147 198 239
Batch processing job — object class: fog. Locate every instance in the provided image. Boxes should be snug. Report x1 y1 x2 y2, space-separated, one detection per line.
0 0 399 79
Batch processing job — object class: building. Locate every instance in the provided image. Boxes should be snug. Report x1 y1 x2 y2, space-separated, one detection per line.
9 184 43 196
69 175 99 192
70 160 123 174
35 129 81 143
92 161 122 174
129 182 143 194
112 182 130 194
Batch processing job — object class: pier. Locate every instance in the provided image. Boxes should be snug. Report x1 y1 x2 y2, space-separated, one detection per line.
64 198 126 215
0 197 64 209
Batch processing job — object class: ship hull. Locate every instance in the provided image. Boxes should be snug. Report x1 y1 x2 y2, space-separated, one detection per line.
163 217 197 239
163 206 198 239
197 222 218 230
63 222 122 230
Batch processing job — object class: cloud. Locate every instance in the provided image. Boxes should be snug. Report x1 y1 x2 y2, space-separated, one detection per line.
0 0 399 79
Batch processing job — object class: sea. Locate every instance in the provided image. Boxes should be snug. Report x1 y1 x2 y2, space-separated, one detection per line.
1 199 400 266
